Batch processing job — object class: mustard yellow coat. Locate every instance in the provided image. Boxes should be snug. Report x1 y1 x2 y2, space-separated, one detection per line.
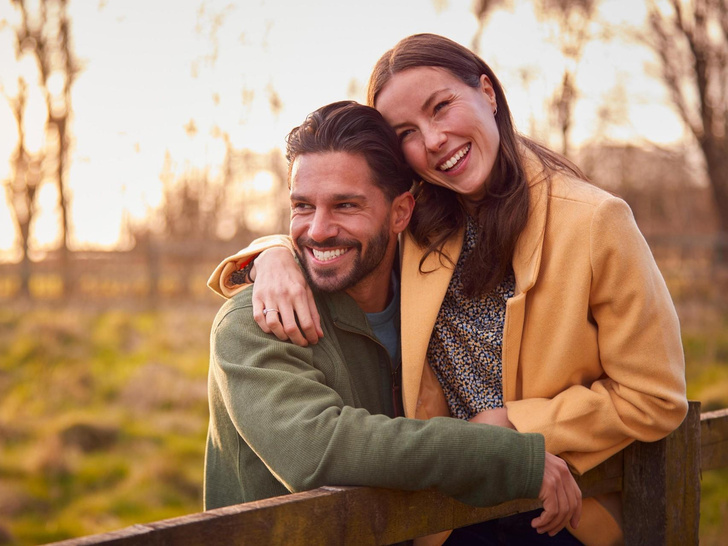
207 156 688 546
399 158 687 545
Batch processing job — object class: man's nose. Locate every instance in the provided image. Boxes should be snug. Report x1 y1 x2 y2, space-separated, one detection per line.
308 209 338 242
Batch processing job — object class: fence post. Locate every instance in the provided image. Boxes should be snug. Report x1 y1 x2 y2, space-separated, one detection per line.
146 239 159 305
622 401 701 545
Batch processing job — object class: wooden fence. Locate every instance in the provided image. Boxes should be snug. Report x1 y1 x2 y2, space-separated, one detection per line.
1 235 728 305
44 402 728 545
0 242 244 304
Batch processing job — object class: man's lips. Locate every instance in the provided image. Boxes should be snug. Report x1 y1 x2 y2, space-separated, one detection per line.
310 247 350 262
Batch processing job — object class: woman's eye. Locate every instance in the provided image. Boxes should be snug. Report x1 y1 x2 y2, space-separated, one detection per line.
398 129 414 142
434 100 450 114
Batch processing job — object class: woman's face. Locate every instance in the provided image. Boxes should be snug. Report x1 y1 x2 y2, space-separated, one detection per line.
374 67 499 203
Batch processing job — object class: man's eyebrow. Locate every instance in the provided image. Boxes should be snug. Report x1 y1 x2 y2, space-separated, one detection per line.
331 192 367 201
290 192 367 202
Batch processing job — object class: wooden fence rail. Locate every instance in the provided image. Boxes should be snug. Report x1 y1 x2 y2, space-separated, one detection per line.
2 236 728 303
47 402 724 546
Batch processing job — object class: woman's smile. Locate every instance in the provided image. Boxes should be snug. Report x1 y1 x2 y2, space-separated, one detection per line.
437 143 471 172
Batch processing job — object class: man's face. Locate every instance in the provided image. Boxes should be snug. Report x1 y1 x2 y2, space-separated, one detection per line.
289 151 393 294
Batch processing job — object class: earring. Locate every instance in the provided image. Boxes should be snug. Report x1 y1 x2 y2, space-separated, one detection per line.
493 105 498 116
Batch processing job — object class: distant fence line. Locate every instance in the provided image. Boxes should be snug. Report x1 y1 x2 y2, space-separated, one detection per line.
0 241 247 304
0 235 727 303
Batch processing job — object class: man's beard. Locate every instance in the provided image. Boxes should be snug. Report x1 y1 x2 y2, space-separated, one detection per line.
295 227 390 293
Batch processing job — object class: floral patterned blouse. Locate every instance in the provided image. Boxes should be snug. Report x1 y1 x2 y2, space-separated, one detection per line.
426 215 515 420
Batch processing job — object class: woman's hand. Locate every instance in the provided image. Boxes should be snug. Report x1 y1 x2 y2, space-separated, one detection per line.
532 452 582 536
468 407 515 429
250 247 323 346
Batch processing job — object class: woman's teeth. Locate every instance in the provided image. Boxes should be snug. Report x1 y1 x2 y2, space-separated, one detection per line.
312 248 347 262
439 144 471 171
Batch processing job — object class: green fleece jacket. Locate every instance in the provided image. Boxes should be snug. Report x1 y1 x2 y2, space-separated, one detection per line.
204 286 545 510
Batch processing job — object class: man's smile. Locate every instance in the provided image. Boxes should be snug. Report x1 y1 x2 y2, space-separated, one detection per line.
310 247 351 263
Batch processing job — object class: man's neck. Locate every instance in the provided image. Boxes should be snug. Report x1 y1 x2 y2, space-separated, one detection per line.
344 254 395 314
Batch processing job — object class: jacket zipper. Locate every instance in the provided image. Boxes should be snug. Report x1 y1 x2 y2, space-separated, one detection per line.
333 320 403 418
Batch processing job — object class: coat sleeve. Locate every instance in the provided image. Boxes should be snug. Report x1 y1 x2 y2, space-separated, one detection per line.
207 234 294 299
506 197 688 473
210 299 546 507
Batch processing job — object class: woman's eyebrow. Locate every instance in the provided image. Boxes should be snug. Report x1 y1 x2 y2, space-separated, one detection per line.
421 88 449 112
388 88 450 131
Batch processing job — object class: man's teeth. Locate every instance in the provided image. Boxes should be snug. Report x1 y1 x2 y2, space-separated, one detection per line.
312 248 347 262
439 144 471 171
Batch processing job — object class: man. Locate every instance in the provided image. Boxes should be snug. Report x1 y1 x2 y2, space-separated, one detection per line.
204 102 580 537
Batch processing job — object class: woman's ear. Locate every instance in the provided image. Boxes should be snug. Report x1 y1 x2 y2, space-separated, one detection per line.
390 191 415 235
479 74 497 108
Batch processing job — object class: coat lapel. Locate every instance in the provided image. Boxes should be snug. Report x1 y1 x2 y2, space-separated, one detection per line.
503 152 549 400
400 230 463 418
400 149 549 412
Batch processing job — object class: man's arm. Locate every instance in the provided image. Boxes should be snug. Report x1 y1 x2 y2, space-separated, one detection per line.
210 297 545 509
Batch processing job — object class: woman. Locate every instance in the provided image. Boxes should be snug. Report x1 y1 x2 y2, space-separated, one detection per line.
208 34 688 545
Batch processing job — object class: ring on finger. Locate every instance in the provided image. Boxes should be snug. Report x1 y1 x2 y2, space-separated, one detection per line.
263 308 279 317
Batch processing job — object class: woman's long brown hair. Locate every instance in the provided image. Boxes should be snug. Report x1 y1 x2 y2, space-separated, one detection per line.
367 33 583 297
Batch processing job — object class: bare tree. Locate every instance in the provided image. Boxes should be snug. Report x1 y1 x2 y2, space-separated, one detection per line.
471 0 510 55
12 0 80 295
536 0 599 157
646 0 728 237
470 1 598 156
2 78 44 298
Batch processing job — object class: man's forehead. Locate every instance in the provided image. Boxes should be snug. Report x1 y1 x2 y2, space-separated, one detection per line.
289 151 382 198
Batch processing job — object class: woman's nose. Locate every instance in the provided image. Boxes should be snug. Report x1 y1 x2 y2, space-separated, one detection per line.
423 124 446 152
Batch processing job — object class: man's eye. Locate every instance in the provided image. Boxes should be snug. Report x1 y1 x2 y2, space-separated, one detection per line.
292 203 312 211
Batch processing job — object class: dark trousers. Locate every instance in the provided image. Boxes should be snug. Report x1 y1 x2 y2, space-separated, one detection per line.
443 509 583 545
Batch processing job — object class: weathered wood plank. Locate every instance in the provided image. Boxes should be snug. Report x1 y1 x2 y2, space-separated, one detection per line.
45 457 624 546
46 401 728 546
623 401 701 546
701 408 728 471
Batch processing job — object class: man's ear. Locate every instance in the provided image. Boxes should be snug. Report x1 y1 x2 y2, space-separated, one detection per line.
390 191 415 235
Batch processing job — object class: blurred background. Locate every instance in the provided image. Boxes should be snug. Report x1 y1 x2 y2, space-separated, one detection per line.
1 0 727 544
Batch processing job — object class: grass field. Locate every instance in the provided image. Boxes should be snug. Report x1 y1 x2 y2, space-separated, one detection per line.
0 301 726 545
0 304 215 545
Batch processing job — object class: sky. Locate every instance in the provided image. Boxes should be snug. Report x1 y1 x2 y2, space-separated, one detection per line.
0 0 686 259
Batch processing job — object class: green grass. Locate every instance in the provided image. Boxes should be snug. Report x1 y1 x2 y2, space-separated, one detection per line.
0 304 216 545
0 302 727 544
679 315 728 545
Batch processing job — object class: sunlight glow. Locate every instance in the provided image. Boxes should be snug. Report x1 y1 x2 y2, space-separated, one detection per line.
0 0 687 257
251 172 274 194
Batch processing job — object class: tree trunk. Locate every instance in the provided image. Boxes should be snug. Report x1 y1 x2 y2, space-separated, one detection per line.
702 141 728 262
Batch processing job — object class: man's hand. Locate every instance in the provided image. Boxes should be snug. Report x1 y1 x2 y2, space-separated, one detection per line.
468 407 515 429
532 452 582 536
250 247 323 346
